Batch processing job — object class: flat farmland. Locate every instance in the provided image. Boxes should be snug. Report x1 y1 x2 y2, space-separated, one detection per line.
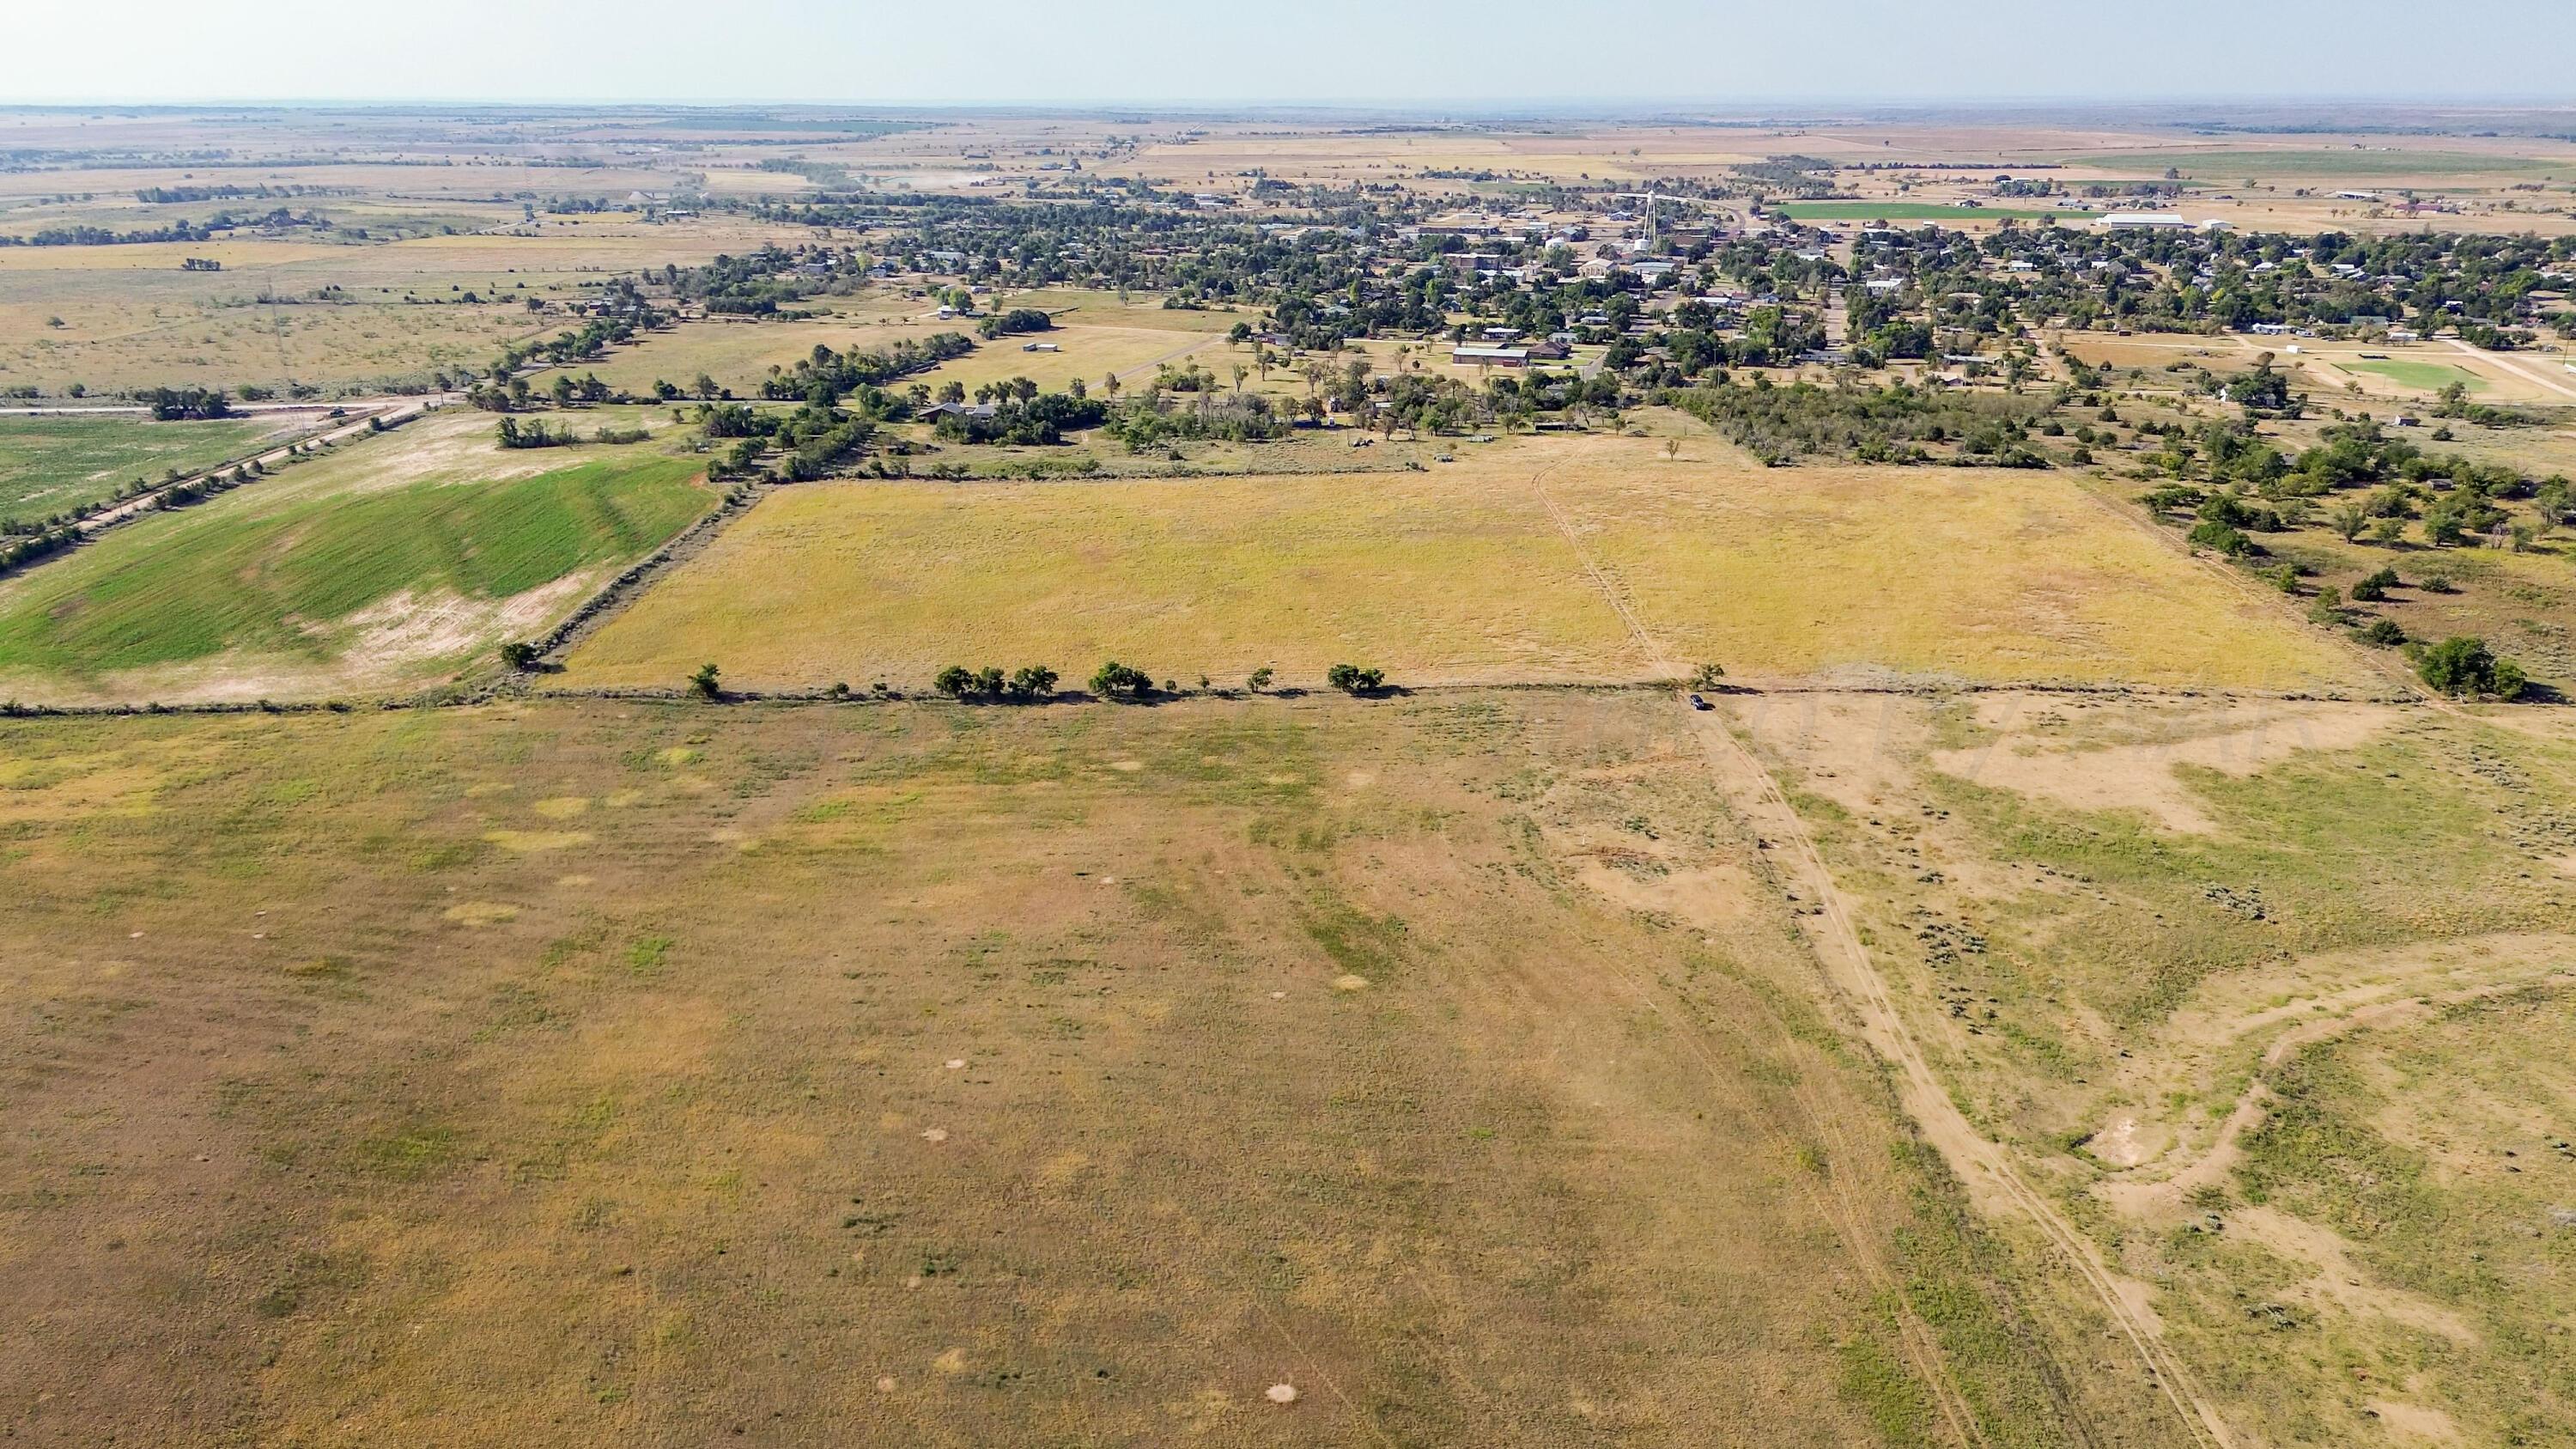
0 412 299 526
0 220 805 396
2064 148 2575 182
561 433 2363 692
0 408 714 704
915 321 1229 395
0 692 2129 1446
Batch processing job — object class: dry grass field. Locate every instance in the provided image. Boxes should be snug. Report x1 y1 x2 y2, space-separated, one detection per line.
562 432 2365 694
0 691 2142 1446
0 219 807 397
1732 689 2576 1446
11 100 2576 1448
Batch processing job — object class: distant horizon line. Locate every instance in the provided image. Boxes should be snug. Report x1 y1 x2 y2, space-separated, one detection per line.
3 95 2574 116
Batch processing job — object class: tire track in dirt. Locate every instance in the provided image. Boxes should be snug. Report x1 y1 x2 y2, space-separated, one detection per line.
1524 466 2232 1448
1522 467 1990 1448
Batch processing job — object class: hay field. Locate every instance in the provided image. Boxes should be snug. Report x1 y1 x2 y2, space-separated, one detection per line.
0 413 297 526
1735 690 2576 1446
0 692 2129 1446
917 322 1230 395
562 433 2362 693
0 409 714 704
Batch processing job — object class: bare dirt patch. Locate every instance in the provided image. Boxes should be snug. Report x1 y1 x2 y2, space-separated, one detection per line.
1932 696 2404 833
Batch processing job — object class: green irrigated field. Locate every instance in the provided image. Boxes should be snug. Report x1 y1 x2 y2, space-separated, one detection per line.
0 410 714 703
560 431 2365 694
2332 357 2490 393
0 412 294 527
0 691 2156 1446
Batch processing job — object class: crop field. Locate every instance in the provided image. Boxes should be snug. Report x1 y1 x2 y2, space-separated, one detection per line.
1734 689 2576 1446
0 692 2155 1446
562 431 2362 694
0 412 296 526
0 409 714 704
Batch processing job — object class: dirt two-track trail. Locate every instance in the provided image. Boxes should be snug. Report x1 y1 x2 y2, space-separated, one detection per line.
1526 467 2239 1448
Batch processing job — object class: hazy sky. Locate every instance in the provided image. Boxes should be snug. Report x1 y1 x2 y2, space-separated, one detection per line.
6 1 2573 107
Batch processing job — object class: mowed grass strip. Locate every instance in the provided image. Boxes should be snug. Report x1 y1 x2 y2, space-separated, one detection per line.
0 414 289 527
2333 358 2489 393
565 434 2362 691
0 447 711 693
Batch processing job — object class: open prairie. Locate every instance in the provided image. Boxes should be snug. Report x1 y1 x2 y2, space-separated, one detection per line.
6 89 2576 1449
0 408 714 704
1731 687 2576 1446
0 691 2144 1447
561 431 2366 694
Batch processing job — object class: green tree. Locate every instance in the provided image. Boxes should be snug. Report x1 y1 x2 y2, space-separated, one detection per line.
2415 636 2524 698
1246 666 1274 692
690 662 722 699
1089 661 1152 700
1326 662 1386 694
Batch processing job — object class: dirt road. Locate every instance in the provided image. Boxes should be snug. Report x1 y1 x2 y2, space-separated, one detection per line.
1525 465 2239 1448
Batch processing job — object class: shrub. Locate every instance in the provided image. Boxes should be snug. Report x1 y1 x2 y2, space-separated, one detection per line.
1008 665 1060 700
1326 662 1387 695
1246 667 1275 692
499 641 540 670
690 662 722 699
933 665 975 698
1690 662 1727 690
2356 618 2405 647
2186 519 2257 557
1089 661 1152 700
2349 566 2399 602
2415 636 2524 698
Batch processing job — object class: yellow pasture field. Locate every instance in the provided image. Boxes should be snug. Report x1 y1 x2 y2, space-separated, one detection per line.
562 432 2363 692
